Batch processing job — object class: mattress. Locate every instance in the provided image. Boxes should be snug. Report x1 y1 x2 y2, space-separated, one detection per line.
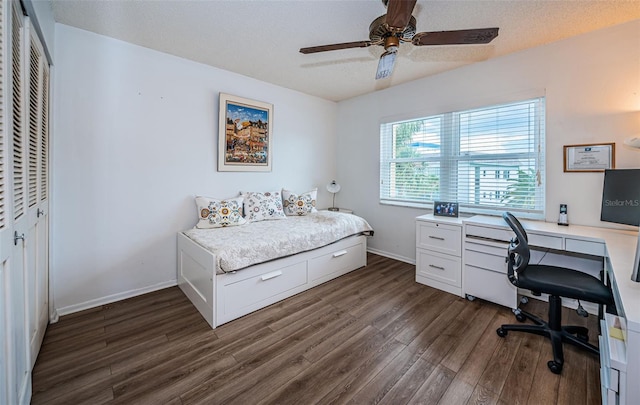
182 211 373 273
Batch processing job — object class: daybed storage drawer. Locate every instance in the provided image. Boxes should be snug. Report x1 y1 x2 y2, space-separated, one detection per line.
223 261 308 311
309 242 364 282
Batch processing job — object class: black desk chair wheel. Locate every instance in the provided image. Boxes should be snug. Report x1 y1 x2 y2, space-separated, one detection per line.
496 212 614 374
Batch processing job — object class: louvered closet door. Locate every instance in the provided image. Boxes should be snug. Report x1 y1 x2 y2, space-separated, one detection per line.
0 1 11 403
2 1 31 404
24 22 49 369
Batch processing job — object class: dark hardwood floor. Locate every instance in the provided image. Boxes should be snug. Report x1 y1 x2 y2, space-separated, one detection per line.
31 253 602 405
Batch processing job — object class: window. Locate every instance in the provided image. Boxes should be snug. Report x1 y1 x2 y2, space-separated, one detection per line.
380 97 545 218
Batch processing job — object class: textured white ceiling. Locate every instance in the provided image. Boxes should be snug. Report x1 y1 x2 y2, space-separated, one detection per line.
50 0 640 102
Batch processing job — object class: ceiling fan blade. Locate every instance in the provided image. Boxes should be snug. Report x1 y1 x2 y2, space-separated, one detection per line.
375 50 397 80
412 28 499 46
299 40 373 54
385 0 417 30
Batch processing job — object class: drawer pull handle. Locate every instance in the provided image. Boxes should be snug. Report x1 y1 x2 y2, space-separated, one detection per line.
261 270 283 281
332 250 348 258
428 236 445 241
429 264 445 270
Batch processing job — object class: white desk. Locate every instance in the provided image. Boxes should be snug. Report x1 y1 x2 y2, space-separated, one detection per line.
461 215 639 405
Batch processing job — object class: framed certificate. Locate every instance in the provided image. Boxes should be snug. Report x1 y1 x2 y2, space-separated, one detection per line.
563 143 615 172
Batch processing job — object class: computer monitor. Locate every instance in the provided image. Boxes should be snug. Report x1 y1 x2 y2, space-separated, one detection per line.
600 169 640 227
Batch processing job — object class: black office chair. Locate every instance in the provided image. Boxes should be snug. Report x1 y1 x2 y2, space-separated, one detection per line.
496 212 614 374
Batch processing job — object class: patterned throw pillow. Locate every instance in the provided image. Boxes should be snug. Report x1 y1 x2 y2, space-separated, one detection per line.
195 196 247 229
282 188 317 216
241 190 287 222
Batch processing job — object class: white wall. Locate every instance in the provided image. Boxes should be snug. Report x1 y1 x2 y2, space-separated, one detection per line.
53 24 338 314
336 20 640 263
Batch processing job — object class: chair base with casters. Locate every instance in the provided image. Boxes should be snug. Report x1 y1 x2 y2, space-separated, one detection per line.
497 212 613 375
497 295 599 374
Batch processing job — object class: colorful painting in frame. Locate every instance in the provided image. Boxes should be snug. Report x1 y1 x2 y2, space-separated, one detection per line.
218 93 273 172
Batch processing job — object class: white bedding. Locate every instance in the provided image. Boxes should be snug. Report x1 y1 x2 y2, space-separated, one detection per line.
182 211 373 273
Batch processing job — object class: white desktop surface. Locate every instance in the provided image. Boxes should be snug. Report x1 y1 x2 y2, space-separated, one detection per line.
464 215 640 334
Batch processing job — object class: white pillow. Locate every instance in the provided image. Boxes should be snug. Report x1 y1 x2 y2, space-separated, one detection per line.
282 188 317 216
195 196 247 228
241 190 287 222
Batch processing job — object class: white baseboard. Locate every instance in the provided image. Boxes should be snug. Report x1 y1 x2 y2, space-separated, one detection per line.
55 249 408 318
367 247 415 265
53 248 410 318
55 279 178 317
49 309 59 324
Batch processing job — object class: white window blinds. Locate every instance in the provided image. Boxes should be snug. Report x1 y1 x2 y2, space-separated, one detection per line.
380 97 546 218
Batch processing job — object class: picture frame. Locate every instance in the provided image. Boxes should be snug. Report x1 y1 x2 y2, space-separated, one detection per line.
433 201 459 217
218 93 273 172
563 143 615 172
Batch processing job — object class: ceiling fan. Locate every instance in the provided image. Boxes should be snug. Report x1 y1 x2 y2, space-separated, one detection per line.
299 0 499 80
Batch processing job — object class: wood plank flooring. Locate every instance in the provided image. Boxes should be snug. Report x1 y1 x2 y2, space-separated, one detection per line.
31 253 602 405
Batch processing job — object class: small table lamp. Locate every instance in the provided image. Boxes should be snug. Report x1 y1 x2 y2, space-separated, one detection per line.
326 180 341 211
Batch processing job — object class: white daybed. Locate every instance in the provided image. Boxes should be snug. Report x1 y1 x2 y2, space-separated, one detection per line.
177 211 373 329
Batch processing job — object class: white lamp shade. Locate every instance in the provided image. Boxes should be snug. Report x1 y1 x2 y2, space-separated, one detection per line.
624 136 640 148
327 181 341 194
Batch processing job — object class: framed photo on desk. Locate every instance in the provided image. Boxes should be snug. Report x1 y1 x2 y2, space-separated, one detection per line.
433 201 458 217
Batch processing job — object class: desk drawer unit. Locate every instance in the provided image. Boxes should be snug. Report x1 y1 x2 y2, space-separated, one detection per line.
565 238 606 257
465 224 512 242
465 224 563 250
465 241 509 274
529 233 563 250
416 222 462 257
463 238 517 308
415 215 464 297
465 264 517 308
416 249 461 288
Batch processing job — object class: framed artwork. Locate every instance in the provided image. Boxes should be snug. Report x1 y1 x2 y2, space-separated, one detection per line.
218 93 273 172
563 143 615 172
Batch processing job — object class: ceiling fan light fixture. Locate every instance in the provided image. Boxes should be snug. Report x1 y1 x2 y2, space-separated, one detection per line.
376 49 397 80
383 35 400 50
299 0 500 80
